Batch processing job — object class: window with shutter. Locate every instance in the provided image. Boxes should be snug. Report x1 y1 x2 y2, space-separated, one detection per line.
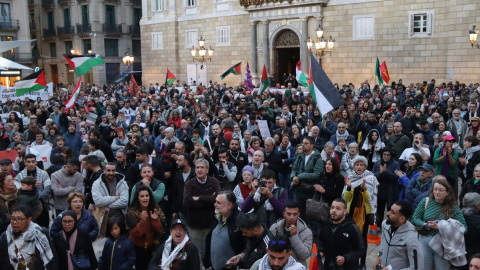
352 15 375 41
408 10 434 38
216 26 230 46
152 32 163 50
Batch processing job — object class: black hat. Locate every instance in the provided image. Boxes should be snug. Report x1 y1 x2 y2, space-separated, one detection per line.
0 158 12 165
170 219 187 231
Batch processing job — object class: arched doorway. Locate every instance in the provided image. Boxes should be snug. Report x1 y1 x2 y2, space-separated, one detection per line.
274 29 300 87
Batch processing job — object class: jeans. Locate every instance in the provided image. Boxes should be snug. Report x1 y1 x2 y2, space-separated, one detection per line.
419 234 451 270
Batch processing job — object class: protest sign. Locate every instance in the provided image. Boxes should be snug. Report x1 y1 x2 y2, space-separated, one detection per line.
256 120 271 138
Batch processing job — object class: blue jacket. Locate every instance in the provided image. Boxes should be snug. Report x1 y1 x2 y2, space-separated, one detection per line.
405 176 433 209
398 169 420 200
62 131 83 157
98 235 136 270
50 208 99 241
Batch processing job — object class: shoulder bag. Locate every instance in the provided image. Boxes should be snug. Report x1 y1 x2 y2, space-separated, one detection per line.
306 191 330 222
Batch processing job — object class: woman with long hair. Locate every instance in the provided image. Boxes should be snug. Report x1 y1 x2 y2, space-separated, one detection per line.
312 108 322 125
52 210 98 270
0 172 17 224
360 129 385 170
396 153 422 200
7 112 23 133
301 118 315 137
290 124 303 147
433 135 459 197
111 127 128 155
460 164 480 208
412 179 467 270
127 186 165 270
247 136 262 163
459 136 480 181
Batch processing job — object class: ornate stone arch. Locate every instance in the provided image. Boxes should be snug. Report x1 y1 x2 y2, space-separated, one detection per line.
269 25 302 49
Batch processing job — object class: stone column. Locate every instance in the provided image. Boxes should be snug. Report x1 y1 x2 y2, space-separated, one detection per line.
301 17 308 73
251 22 258 83
262 21 269 73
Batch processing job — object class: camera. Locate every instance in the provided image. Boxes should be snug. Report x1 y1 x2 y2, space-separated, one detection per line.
376 265 383 270
258 181 266 188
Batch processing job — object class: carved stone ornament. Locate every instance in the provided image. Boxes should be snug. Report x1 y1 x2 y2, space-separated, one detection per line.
275 30 300 47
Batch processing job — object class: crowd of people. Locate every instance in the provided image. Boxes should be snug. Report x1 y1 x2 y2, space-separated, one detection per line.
0 77 479 270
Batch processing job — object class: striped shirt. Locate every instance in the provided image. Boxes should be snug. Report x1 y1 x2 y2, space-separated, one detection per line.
412 197 467 236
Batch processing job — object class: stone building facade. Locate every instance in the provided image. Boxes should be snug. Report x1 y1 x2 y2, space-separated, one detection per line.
30 0 142 85
141 0 480 87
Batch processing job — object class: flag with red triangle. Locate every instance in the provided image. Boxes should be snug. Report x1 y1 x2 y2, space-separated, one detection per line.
14 69 47 96
259 65 269 95
165 68 176 86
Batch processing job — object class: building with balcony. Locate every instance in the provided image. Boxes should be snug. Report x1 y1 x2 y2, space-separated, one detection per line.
140 0 480 88
0 0 34 86
29 0 142 85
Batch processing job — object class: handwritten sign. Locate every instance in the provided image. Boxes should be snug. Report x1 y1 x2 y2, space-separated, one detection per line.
256 120 271 138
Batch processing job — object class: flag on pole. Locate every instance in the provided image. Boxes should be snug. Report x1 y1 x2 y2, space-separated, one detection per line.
64 76 83 110
380 61 390 84
220 62 242 80
86 112 97 126
296 60 309 88
165 68 176 86
14 69 47 96
259 64 270 95
309 52 344 115
128 74 140 98
244 62 254 91
375 58 384 86
64 54 104 76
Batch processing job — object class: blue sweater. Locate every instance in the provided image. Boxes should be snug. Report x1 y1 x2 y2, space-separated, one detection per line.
98 235 136 270
62 131 83 157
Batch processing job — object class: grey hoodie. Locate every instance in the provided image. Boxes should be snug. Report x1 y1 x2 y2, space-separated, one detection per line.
379 220 424 270
269 217 313 267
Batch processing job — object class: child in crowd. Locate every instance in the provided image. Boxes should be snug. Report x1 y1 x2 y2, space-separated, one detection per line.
98 217 136 270
17 176 43 222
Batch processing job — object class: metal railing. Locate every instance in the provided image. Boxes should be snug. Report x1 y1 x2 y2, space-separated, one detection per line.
76 23 91 34
43 28 56 37
129 25 140 38
0 19 19 31
103 23 122 34
42 0 54 8
58 0 71 4
57 26 75 36
2 53 36 63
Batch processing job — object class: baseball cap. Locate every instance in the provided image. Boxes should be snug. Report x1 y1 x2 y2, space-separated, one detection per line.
0 158 12 165
419 164 434 172
170 219 187 231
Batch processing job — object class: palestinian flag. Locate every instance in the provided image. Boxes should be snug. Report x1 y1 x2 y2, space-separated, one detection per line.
259 64 269 95
64 54 104 76
296 60 309 88
309 52 343 115
15 69 47 97
308 63 316 101
64 76 83 110
220 62 241 80
375 58 384 85
380 61 390 84
165 68 176 86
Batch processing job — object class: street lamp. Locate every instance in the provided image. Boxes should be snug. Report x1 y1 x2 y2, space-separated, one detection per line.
190 36 214 62
87 49 93 54
307 26 335 58
469 25 479 49
123 52 134 71
70 49 75 54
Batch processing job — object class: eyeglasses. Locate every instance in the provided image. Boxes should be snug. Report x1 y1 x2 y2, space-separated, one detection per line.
62 220 75 225
10 217 27 223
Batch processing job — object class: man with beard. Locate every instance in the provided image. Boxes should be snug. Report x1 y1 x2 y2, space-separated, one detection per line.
226 213 274 269
375 200 423 270
318 198 364 270
204 192 245 270
50 158 83 215
447 109 468 148
172 153 195 222
399 133 430 166
387 122 411 160
91 162 129 235
228 139 248 182
250 235 307 270
194 112 213 142
82 155 104 208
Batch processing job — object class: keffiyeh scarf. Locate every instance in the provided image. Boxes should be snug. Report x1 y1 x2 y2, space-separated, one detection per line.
254 184 279 211
6 222 54 269
347 169 380 213
336 130 350 142
161 234 190 270
257 253 307 270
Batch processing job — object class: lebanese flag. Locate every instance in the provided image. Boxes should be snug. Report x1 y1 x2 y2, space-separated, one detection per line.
165 68 176 86
220 62 241 80
380 61 390 84
309 52 343 115
259 64 269 95
64 54 104 76
64 76 83 110
14 69 47 96
296 60 309 87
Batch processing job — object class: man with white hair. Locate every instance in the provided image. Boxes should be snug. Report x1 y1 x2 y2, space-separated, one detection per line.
447 108 468 148
163 127 179 145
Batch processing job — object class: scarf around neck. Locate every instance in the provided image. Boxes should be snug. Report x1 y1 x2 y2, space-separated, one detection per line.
254 184 279 211
6 222 54 269
336 130 350 142
257 253 306 270
161 234 190 269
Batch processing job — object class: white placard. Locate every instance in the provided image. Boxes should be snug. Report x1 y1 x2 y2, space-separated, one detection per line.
256 120 271 138
196 64 208 86
0 83 54 102
447 68 454 79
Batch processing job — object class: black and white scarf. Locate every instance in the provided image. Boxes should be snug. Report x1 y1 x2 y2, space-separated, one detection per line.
257 253 307 270
161 235 190 270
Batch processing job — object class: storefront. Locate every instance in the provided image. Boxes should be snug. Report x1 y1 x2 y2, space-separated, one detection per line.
0 69 21 87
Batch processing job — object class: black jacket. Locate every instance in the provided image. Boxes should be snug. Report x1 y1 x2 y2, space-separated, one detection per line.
460 179 480 208
0 226 58 270
52 229 97 270
263 150 283 174
228 150 248 183
318 216 365 270
172 168 195 214
127 157 165 187
99 140 115 162
148 240 200 270
243 226 274 269
204 208 246 268
464 211 480 260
